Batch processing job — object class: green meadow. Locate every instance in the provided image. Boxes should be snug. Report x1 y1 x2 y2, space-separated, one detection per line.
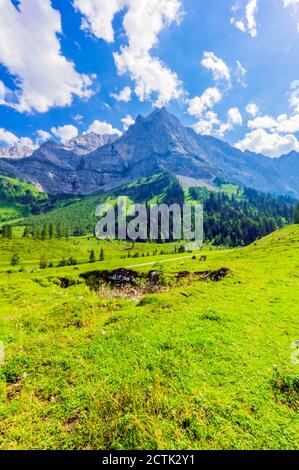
0 226 298 449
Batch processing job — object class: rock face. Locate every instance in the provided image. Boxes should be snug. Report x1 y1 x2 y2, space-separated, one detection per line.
0 108 298 197
63 132 119 155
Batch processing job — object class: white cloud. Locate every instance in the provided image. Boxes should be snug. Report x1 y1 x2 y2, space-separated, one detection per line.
73 0 125 43
248 113 299 134
51 125 78 143
246 103 259 117
193 112 220 136
290 80 299 112
0 0 93 113
74 114 84 123
0 129 36 151
201 52 231 82
188 88 222 117
231 0 258 38
246 0 258 37
216 107 243 136
111 86 132 102
230 18 246 33
0 80 5 104
193 107 243 137
283 0 299 6
236 60 247 86
74 0 184 107
121 114 135 130
36 130 52 143
248 115 277 130
87 120 122 136
235 128 299 158
228 107 243 126
0 128 19 145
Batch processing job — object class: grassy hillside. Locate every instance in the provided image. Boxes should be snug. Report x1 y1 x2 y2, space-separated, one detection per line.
0 225 298 449
0 175 81 224
0 175 47 222
14 172 296 246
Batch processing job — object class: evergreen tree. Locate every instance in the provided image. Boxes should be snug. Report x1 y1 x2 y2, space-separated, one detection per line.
1 225 13 239
49 224 54 239
89 249 96 263
99 247 105 261
39 255 48 269
56 223 63 239
10 253 20 266
294 204 299 224
41 224 49 240
22 226 30 238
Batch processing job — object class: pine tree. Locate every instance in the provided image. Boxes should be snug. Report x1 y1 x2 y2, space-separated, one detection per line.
22 226 30 238
41 224 49 240
39 255 48 269
294 204 299 224
56 223 63 239
99 248 105 261
89 249 96 263
6 226 13 239
49 224 54 239
10 253 20 266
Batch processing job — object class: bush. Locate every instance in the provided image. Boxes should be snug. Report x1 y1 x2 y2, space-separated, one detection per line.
10 253 20 266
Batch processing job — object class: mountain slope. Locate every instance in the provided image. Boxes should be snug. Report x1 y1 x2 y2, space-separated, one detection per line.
0 108 298 197
18 173 296 246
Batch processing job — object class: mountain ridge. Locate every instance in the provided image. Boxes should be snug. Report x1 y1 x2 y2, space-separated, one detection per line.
0 107 298 198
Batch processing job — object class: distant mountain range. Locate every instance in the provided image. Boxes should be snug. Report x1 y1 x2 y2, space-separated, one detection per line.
0 107 298 198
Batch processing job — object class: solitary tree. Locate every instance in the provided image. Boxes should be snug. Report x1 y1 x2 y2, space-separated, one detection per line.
10 253 20 266
22 226 30 238
89 249 96 263
39 255 48 269
99 248 105 262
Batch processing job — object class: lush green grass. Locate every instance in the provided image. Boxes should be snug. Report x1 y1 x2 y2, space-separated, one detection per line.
0 226 298 449
0 201 27 221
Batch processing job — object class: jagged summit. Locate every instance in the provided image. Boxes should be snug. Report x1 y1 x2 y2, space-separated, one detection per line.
0 108 298 197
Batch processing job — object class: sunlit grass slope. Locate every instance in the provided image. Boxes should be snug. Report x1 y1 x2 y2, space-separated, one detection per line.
0 226 298 450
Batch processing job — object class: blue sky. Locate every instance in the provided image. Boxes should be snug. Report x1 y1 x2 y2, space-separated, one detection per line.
0 0 299 157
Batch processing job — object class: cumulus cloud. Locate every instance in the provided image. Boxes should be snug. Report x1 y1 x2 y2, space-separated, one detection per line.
51 125 79 143
192 107 243 137
246 103 259 117
248 113 299 134
0 128 19 145
87 120 122 136
0 0 93 113
201 52 231 82
235 128 299 157
36 130 52 144
231 0 258 37
111 86 132 102
188 88 222 117
217 107 243 136
237 80 299 157
193 112 220 136
0 128 36 152
74 0 184 107
121 114 135 130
